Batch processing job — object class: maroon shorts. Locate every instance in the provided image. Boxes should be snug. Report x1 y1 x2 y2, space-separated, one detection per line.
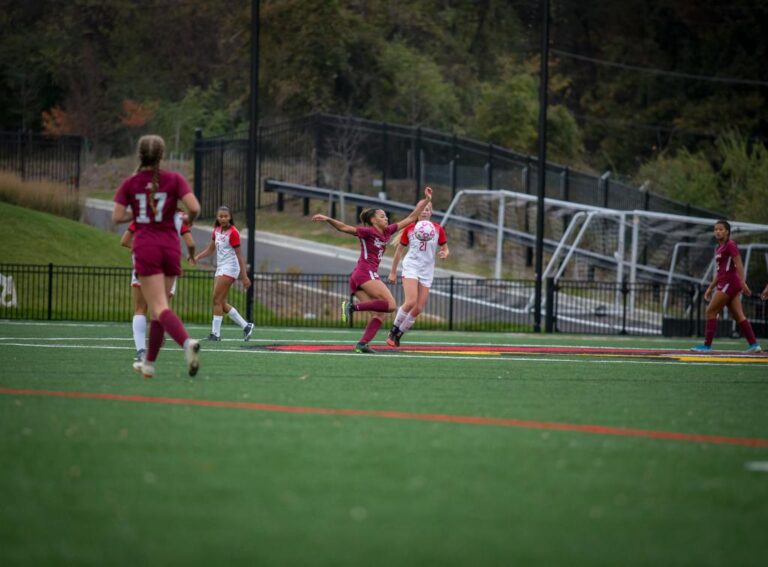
133 244 182 278
349 268 380 294
716 279 742 299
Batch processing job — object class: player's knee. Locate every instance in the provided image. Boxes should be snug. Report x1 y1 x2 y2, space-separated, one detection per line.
386 300 397 312
411 307 422 317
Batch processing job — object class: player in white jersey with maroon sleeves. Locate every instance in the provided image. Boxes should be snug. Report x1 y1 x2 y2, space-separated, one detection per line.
312 186 433 353
194 206 253 341
386 202 449 346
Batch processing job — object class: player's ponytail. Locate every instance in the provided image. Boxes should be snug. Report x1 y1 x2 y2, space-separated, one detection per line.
136 135 165 218
360 208 377 226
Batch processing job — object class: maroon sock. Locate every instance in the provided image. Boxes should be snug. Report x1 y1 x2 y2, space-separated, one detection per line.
158 309 189 348
360 318 383 344
146 320 165 363
738 319 757 345
354 300 390 312
704 318 717 346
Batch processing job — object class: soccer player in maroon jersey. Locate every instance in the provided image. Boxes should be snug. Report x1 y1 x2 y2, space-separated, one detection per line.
311 186 433 353
690 220 762 353
112 135 203 377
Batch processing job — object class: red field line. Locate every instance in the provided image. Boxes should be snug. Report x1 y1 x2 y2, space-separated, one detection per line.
2 387 767 448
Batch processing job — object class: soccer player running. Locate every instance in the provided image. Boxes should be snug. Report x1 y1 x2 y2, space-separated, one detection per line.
194 206 253 342
312 186 433 353
690 219 762 353
112 135 202 378
386 202 449 347
121 210 196 361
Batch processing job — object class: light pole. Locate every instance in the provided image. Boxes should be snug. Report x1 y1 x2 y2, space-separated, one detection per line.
245 0 260 320
533 0 550 332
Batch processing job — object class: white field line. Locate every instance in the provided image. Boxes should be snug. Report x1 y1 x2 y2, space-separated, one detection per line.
0 341 762 367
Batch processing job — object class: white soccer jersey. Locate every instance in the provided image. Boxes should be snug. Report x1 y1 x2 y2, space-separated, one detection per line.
213 225 241 278
400 221 447 276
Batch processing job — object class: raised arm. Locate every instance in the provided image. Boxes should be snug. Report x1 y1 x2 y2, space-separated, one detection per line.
396 186 433 231
311 214 357 235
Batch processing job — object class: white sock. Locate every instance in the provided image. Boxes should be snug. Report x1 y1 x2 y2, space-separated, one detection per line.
401 314 417 332
212 315 223 336
132 315 146 351
227 307 247 329
393 308 408 328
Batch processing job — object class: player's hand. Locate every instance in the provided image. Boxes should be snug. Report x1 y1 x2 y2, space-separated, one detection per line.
311 214 329 222
187 255 196 265
704 288 713 302
761 285 768 300
742 283 751 297
424 186 433 200
387 272 397 284
438 248 449 260
241 275 251 290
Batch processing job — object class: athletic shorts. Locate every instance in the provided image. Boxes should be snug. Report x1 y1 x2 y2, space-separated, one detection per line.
131 271 177 296
401 266 435 288
215 265 239 280
349 268 380 294
716 279 742 299
133 244 182 278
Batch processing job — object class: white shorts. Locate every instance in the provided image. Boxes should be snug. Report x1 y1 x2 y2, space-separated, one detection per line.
131 272 177 296
215 265 240 280
401 266 434 288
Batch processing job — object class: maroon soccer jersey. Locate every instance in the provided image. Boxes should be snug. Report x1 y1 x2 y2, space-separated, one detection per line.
354 223 398 274
715 239 741 286
114 170 191 249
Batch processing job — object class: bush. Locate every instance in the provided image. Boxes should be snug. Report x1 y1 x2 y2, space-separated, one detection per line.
0 173 83 220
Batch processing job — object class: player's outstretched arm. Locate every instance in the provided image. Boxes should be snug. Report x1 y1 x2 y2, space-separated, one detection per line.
311 214 357 235
194 242 216 263
396 186 433 231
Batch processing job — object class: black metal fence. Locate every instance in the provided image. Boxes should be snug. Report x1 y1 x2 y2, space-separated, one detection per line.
2 264 765 337
193 113 722 219
0 131 83 188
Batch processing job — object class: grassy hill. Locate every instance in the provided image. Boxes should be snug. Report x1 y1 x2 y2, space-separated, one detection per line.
0 201 131 266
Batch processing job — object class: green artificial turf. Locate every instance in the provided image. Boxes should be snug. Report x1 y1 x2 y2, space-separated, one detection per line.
1 323 767 566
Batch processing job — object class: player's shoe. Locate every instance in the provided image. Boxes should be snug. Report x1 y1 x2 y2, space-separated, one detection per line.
185 339 201 377
386 328 402 348
206 333 220 341
745 343 762 354
132 360 155 379
243 323 254 341
354 342 377 354
689 344 713 353
134 348 146 362
341 300 354 323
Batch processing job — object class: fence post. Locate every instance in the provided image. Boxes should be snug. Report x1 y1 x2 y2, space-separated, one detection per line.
47 263 54 321
620 280 629 335
448 276 454 331
315 117 322 187
545 277 555 333
687 284 695 336
19 130 26 181
193 128 203 205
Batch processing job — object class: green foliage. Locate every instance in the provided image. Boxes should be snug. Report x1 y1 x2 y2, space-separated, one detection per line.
635 149 721 211
370 42 461 130
716 131 768 224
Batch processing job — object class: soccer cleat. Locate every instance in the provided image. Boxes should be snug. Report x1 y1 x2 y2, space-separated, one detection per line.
745 343 762 354
185 339 201 377
243 323 254 341
386 329 402 348
134 348 146 362
341 300 354 323
689 344 713 353
206 333 221 341
354 342 377 354
132 360 155 379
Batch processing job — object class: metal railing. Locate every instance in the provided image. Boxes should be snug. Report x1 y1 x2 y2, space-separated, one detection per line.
0 131 83 188
193 113 723 219
2 264 765 337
